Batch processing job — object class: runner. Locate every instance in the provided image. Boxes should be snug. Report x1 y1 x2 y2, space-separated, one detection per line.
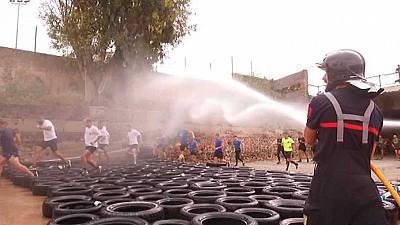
156 135 169 159
31 118 70 168
233 135 245 167
276 137 285 164
0 119 34 177
392 134 400 159
81 118 102 174
97 121 110 165
297 135 309 163
282 133 298 171
127 124 142 165
373 135 385 160
177 129 192 162
213 133 224 163
189 137 198 162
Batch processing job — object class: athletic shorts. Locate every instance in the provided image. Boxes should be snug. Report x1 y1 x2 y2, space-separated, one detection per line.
128 144 138 151
299 144 307 152
2 150 19 159
284 151 292 159
180 143 189 151
85 146 97 153
214 151 223 159
40 139 58 151
98 144 108 150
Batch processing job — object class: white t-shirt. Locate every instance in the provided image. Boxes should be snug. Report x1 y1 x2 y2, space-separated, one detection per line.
40 120 57 141
85 125 100 147
128 129 141 145
98 126 110 145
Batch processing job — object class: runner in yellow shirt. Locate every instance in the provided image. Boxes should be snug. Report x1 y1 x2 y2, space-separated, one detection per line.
282 133 298 171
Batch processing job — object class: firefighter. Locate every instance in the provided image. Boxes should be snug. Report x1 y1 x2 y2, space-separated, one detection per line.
303 49 388 225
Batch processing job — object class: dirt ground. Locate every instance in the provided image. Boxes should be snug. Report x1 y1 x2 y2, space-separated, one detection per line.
0 157 398 225
247 157 400 181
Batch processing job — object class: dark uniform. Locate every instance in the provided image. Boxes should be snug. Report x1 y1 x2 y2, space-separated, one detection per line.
305 53 388 225
276 138 285 163
0 128 19 159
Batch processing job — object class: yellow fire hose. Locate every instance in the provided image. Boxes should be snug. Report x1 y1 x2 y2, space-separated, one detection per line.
370 163 400 206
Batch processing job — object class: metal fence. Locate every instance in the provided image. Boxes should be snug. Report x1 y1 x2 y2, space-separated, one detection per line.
308 72 400 95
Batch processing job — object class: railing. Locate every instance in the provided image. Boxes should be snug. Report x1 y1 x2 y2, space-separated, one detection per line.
309 72 400 95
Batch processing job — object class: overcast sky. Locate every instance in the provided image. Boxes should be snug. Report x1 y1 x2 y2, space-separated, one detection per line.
1 0 399 93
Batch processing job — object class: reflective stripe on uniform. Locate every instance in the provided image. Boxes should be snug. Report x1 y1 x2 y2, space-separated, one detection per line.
324 92 375 144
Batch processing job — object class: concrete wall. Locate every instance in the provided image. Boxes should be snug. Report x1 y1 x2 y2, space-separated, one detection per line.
0 47 83 105
271 70 309 102
0 47 303 141
232 70 309 103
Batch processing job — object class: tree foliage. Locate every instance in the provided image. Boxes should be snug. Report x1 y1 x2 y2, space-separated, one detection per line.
40 0 195 101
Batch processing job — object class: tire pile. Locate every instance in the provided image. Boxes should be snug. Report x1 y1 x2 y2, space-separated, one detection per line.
2 160 399 225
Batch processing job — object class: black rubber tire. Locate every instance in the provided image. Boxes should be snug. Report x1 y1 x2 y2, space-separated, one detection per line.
47 213 98 225
382 200 399 225
86 217 149 225
192 181 226 191
235 208 280 225
32 181 64 196
186 177 213 185
249 195 282 207
164 189 192 198
279 218 304 225
219 179 244 187
129 187 163 198
191 212 257 225
156 198 194 219
13 174 32 188
156 182 189 191
93 186 127 193
102 198 134 207
187 190 226 204
262 186 299 199
89 183 116 190
100 201 164 223
50 186 93 197
99 177 123 184
180 203 226 221
263 199 305 219
127 184 153 190
215 196 258 212
152 219 190 225
224 187 256 196
147 178 172 186
53 200 102 218
240 181 269 194
71 178 100 186
205 162 227 167
42 195 92 218
136 194 168 202
92 191 131 201
291 190 309 200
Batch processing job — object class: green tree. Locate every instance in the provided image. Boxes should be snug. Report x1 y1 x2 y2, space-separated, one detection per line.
40 0 195 103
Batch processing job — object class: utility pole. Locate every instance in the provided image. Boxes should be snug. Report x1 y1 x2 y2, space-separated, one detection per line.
9 0 31 49
34 25 37 52
231 56 234 78
184 57 187 70
250 60 253 76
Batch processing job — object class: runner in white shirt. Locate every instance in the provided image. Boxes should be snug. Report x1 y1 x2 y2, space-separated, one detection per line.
97 121 110 165
81 118 102 174
32 118 70 168
127 124 142 165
